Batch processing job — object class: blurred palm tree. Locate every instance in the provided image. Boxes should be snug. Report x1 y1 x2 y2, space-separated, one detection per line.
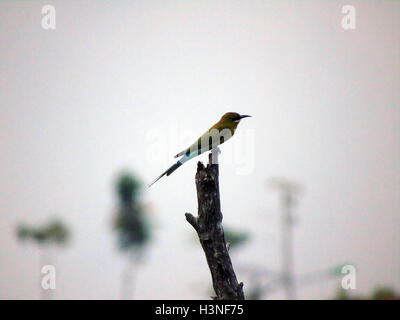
17 219 70 246
113 172 150 299
16 218 70 299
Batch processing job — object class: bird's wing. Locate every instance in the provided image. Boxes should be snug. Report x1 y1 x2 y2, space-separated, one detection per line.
174 149 187 158
174 130 212 158
173 122 231 158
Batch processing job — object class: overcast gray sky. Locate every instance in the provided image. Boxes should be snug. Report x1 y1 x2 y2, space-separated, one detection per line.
0 0 399 299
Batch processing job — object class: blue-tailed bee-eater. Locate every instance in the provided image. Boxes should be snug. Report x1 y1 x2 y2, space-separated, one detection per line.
149 112 251 187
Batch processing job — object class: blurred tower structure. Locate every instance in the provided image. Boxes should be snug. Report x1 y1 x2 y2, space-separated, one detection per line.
268 177 302 300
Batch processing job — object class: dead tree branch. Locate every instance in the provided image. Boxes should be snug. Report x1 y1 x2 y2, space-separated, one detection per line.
185 152 245 300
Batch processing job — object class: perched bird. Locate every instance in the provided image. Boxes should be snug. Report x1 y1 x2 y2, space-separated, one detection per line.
149 112 251 187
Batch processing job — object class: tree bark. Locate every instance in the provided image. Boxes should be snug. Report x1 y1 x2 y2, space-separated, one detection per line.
185 152 245 300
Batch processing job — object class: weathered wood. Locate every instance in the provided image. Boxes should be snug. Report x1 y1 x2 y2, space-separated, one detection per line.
185 152 245 300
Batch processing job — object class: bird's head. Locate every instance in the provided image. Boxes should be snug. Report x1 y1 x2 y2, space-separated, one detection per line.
221 112 251 124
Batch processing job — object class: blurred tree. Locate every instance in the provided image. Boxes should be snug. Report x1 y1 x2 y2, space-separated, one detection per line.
246 285 263 300
224 227 249 251
16 218 70 299
17 219 70 246
113 172 150 299
334 286 399 300
371 287 397 300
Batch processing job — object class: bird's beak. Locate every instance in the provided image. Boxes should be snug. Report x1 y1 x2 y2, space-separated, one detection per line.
239 114 251 119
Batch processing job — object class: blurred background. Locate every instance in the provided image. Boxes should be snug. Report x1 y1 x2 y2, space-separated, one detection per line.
0 0 399 299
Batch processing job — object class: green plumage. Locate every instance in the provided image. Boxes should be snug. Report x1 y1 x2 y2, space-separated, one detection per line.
149 112 251 187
